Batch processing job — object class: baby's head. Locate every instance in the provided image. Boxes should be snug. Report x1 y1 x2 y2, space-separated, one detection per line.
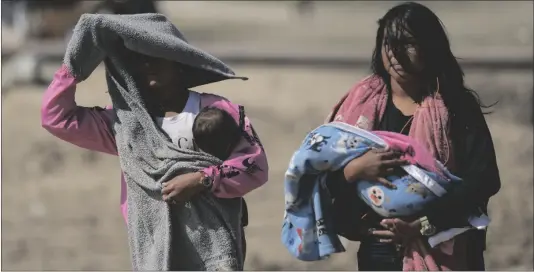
193 107 241 160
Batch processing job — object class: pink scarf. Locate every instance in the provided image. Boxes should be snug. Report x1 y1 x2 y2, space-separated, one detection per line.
327 75 467 271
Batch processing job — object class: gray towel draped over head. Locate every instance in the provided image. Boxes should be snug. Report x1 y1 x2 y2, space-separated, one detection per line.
64 13 247 270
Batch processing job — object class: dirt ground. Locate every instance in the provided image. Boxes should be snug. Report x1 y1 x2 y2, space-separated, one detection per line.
2 1 533 271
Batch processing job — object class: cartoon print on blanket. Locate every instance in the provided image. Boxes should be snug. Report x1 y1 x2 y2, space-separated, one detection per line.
286 121 462 218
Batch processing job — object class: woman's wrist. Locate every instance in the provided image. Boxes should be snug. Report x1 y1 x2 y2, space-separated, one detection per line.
197 171 213 191
410 218 423 230
343 160 363 182
343 168 356 182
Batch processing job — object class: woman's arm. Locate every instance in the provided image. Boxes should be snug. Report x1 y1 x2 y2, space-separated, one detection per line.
41 65 118 155
200 96 269 198
424 102 501 230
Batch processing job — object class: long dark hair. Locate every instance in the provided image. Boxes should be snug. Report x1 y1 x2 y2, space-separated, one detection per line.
370 2 495 116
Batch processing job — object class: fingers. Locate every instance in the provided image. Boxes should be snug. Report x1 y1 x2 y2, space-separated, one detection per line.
162 183 178 202
371 148 393 155
378 150 401 160
162 193 170 202
381 219 394 228
376 177 397 189
163 195 178 205
381 218 400 225
163 192 181 204
380 219 400 235
163 189 193 203
381 158 409 168
166 189 179 200
373 228 400 244
161 185 173 194
161 181 196 203
162 183 174 202
371 229 396 237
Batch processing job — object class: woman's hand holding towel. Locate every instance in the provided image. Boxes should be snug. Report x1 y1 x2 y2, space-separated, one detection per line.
63 14 121 82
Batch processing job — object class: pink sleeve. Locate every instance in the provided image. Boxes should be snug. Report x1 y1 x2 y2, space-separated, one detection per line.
41 65 118 155
200 95 269 198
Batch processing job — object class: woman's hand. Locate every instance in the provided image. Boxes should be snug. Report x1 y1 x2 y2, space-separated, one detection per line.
64 14 108 82
161 172 205 203
371 218 422 244
343 148 408 189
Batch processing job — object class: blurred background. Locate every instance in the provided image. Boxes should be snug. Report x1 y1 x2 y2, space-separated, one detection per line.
1 0 533 270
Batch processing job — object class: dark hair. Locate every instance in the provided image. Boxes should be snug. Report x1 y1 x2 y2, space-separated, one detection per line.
370 2 495 117
192 107 241 160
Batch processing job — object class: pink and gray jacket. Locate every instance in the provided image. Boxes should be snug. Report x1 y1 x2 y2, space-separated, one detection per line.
41 65 268 223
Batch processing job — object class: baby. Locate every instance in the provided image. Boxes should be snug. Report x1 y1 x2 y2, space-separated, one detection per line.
192 106 249 228
192 106 242 160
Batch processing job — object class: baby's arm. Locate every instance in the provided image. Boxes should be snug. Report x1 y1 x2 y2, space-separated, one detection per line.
200 96 268 198
41 65 118 155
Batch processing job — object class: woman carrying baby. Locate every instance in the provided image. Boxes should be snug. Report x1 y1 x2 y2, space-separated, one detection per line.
326 2 500 271
41 14 267 270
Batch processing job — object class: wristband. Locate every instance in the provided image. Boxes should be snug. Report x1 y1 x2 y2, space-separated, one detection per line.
419 216 437 236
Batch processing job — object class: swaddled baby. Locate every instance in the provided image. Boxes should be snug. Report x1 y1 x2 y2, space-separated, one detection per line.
192 106 249 227
284 122 461 218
